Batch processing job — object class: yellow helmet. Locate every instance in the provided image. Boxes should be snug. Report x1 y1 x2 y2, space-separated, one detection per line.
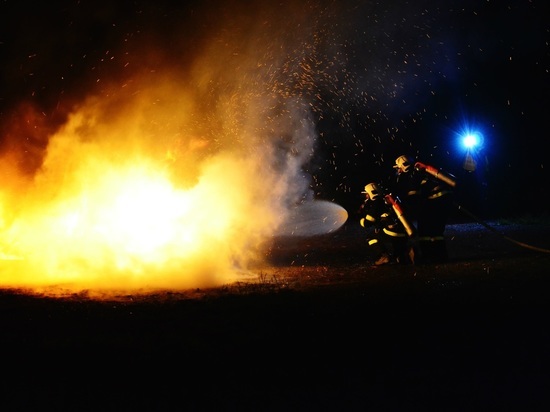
362 182 381 200
393 155 413 173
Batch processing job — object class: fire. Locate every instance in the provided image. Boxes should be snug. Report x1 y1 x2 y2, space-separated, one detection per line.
0 82 304 297
0 156 279 295
0 2 350 297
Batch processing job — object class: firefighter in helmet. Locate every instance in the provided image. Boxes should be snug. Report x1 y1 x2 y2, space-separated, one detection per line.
390 154 456 263
359 182 415 265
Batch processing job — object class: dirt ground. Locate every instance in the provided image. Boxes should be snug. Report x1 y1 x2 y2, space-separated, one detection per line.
1 218 550 411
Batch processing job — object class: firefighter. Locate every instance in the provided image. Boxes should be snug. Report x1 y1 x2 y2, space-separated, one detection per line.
359 182 414 265
390 154 456 263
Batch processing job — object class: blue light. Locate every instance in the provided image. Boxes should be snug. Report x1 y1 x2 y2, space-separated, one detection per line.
451 120 485 154
460 130 483 150
462 133 478 149
449 117 488 172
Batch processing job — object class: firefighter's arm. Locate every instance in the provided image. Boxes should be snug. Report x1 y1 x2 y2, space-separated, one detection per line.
360 213 376 228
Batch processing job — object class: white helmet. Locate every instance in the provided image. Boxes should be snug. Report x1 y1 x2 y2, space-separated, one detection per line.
393 155 413 174
362 182 381 200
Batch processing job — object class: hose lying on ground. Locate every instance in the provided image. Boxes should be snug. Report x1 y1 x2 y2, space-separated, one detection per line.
455 203 550 254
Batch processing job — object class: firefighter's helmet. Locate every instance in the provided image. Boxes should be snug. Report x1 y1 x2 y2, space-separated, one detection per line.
362 182 381 200
393 155 413 173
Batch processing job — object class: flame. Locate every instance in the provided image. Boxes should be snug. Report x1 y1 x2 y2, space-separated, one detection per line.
0 81 311 297
0 155 281 295
0 2 349 298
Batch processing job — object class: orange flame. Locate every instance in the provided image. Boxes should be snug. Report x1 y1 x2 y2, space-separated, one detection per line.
0 78 306 297
0 1 350 297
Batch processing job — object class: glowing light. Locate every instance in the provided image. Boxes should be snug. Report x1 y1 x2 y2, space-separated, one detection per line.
450 115 487 153
0 79 299 296
462 133 479 149
458 129 483 150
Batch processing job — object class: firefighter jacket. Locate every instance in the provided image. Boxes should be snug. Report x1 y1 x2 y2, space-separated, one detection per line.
390 162 455 217
360 197 408 238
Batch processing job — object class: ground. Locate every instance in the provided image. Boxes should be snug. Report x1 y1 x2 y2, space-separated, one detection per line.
1 218 549 411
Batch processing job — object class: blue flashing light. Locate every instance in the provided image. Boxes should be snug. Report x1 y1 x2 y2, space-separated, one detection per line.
455 127 484 152
462 132 482 149
462 133 479 149
449 116 489 172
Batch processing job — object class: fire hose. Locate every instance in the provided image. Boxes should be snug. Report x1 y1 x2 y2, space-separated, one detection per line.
384 194 415 237
455 203 550 254
415 162 457 188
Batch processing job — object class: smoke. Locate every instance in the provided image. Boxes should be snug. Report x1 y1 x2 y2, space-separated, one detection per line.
0 0 350 295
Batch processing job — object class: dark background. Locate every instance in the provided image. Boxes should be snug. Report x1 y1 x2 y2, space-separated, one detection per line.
1 0 548 218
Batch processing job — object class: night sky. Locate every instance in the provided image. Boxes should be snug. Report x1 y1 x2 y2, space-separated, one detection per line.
1 0 547 218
